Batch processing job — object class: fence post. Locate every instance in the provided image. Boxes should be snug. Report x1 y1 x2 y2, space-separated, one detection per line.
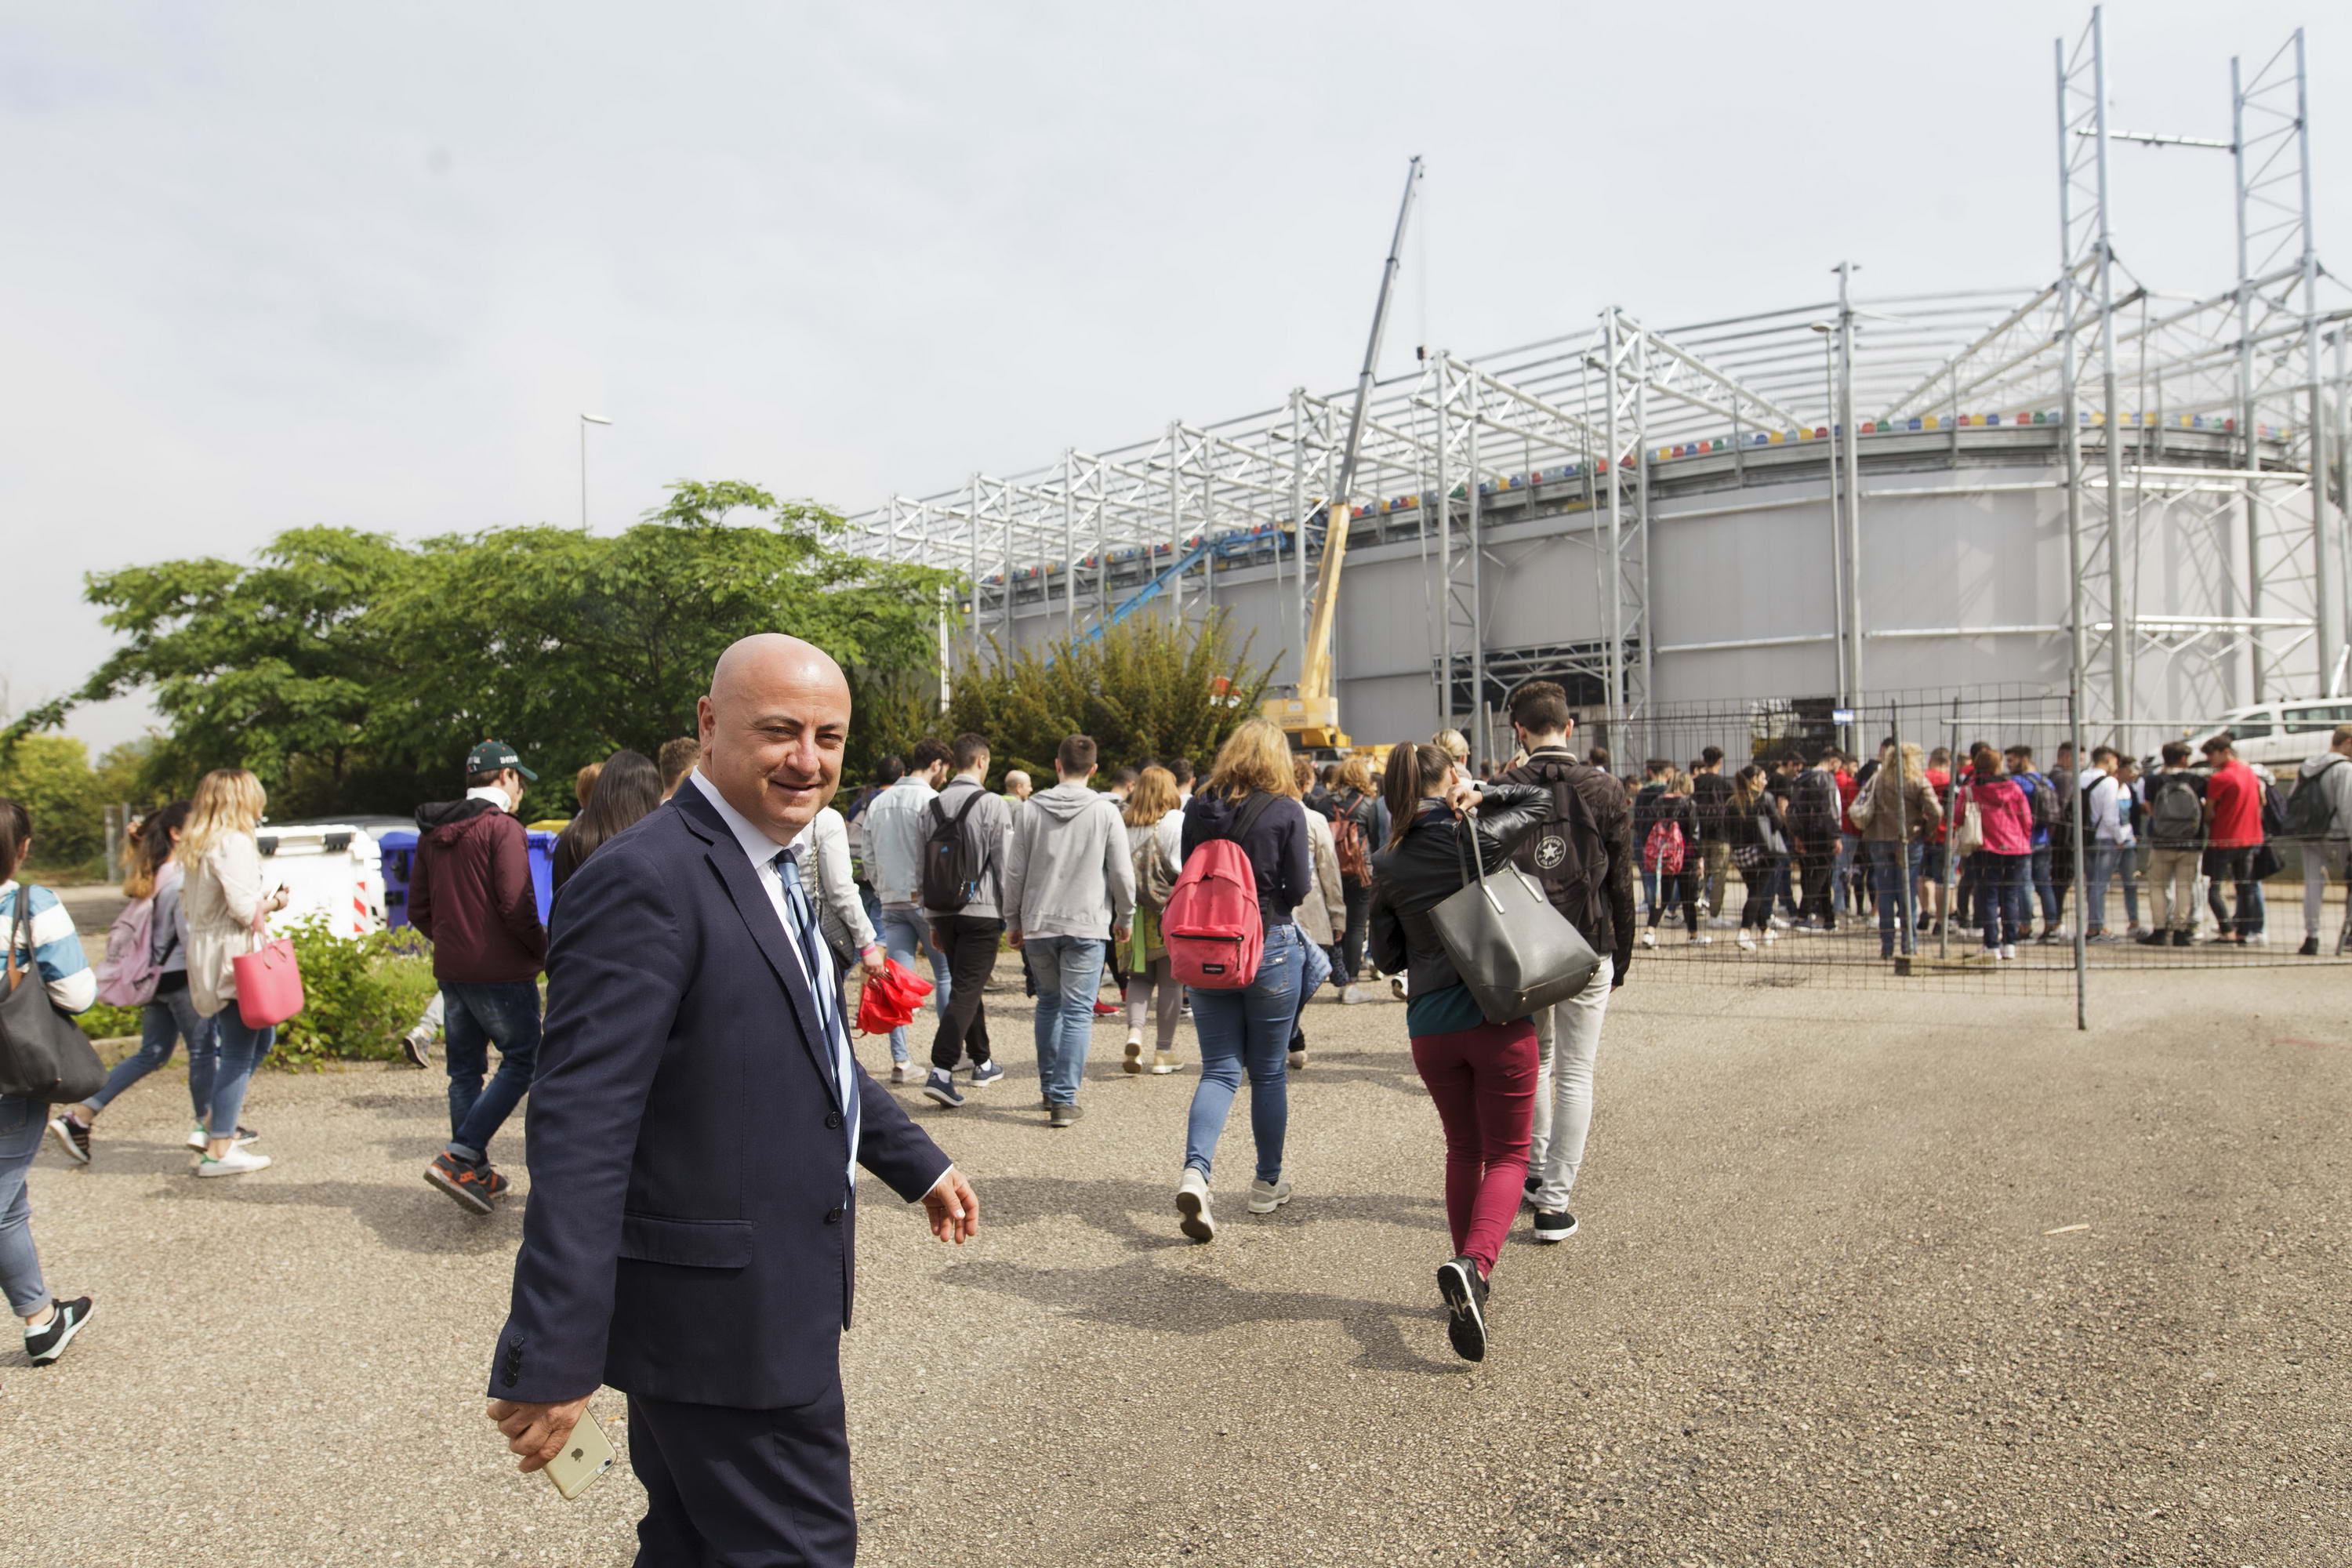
2069 688 2089 1032
1939 698 1962 960
103 803 129 884
1886 704 1913 956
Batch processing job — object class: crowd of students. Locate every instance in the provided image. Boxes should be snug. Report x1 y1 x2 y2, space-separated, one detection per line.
822 682 1635 1361
10 702 2347 1373
1581 723 2352 960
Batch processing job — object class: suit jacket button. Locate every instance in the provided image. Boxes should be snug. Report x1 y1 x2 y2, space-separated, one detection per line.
502 1370 517 1387
825 1206 844 1225
825 1110 844 1129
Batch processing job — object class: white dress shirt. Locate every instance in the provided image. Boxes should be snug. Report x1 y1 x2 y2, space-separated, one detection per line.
686 768 860 1186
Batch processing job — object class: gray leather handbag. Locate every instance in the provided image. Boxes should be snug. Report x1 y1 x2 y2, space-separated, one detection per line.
1 887 106 1104
1426 811 1603 1025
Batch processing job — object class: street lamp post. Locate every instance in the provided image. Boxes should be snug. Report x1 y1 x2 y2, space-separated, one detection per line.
579 413 612 528
1810 321 1849 745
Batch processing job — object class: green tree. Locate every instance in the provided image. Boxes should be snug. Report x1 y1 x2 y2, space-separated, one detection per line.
9 482 956 821
0 735 107 867
945 612 1275 786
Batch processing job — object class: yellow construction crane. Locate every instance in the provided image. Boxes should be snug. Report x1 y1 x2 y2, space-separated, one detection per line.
1265 156 1421 758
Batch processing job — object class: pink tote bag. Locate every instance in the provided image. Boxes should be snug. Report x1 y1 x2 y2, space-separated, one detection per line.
232 901 306 1029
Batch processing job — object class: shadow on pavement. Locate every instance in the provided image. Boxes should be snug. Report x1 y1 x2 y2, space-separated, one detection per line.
941 1254 1464 1374
974 1173 1444 1252
158 1178 525 1256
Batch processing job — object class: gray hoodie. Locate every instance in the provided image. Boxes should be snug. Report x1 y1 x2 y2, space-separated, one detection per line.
2296 750 2352 839
1003 779 1137 940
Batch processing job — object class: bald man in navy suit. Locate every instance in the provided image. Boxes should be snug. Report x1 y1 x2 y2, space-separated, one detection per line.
487 634 979 1566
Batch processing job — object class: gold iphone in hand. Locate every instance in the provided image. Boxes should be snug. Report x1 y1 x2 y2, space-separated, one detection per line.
543 1410 617 1500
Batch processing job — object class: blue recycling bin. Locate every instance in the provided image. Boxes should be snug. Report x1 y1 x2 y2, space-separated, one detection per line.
379 829 558 931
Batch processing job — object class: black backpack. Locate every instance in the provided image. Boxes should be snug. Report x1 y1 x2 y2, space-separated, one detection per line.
2284 757 2347 840
1513 766 1613 941
920 791 991 912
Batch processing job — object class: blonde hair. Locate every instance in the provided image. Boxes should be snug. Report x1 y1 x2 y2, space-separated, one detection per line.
122 818 161 899
1123 765 1179 826
1432 728 1469 764
1204 718 1301 803
181 769 267 866
1335 755 1375 797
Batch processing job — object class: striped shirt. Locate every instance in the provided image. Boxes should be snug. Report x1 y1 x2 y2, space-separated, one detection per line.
0 880 97 1013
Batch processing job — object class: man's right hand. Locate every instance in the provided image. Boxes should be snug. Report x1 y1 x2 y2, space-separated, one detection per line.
488 1395 593 1473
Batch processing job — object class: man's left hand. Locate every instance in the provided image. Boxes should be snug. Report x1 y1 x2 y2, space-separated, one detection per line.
1111 924 1130 945
921 1167 980 1244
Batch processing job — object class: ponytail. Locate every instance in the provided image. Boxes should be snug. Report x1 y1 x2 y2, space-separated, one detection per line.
1381 742 1453 849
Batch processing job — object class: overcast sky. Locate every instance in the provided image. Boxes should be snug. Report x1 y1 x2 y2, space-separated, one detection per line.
6 0 2345 750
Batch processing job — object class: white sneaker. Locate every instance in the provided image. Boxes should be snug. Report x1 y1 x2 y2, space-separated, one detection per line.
1176 1167 1214 1242
1998 943 2017 960
1247 1175 1292 1214
1688 934 1711 946
1762 927 1777 945
1639 929 1657 949
1338 984 1370 1005
1736 930 1757 951
192 1146 271 1178
1388 975 1410 1001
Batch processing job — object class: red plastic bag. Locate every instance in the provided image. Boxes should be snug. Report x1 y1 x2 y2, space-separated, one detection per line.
855 956 935 1036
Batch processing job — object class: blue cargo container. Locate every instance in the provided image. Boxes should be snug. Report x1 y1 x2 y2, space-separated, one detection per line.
378 829 559 930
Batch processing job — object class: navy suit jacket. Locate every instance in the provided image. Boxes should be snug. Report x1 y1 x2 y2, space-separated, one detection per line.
488 785 951 1410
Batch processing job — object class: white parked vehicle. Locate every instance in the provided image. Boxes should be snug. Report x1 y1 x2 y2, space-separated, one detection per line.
2186 698 2352 771
253 822 390 939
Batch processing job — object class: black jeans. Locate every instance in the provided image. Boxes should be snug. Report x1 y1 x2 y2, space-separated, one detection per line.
927 914 1004 1071
1797 848 1836 927
1338 877 1373 982
2204 847 2259 936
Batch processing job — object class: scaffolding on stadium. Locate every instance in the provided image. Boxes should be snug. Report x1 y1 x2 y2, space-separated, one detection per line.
845 9 2350 777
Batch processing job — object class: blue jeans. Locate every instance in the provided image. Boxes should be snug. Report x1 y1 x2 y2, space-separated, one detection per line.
443 981 543 1163
85 984 219 1123
2029 846 2059 928
1867 840 1923 956
206 1010 276 1141
878 906 950 1065
1976 852 2030 949
1024 935 1105 1107
2085 843 2120 932
1183 922 1304 1183
0 1096 47 1315
1834 833 1861 916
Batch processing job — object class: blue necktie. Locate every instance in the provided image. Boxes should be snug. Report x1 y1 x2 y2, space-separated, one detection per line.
775 848 853 1127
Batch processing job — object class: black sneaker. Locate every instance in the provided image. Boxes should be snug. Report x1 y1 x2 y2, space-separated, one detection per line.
1531 1209 1579 1244
1436 1256 1490 1363
24 1297 93 1366
425 1151 495 1215
2136 931 2169 946
47 1113 92 1165
2299 936 2321 956
1047 1102 1083 1129
923 1069 966 1109
2171 930 2191 947
1521 1172 1541 1209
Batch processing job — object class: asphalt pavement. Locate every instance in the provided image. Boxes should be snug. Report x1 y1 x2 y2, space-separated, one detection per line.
5 956 2347 1566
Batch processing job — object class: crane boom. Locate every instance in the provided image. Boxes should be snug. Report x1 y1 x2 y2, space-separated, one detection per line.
1271 156 1423 750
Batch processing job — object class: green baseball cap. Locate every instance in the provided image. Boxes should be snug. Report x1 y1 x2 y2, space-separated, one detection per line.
465 739 538 781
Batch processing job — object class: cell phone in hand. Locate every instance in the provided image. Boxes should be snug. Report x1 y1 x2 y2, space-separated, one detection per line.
543 1410 617 1500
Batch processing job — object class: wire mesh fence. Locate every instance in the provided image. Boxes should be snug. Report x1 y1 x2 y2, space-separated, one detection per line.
1580 684 2352 1011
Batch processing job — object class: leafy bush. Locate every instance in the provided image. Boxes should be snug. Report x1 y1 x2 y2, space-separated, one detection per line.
73 918 437 1069
945 612 1275 786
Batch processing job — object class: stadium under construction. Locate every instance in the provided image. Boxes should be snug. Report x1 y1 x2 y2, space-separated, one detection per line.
846 13 2350 768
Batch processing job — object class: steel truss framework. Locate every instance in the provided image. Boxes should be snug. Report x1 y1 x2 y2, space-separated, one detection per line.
847 9 2348 764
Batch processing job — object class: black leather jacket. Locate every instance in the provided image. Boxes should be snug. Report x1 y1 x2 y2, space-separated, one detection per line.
1367 783 1554 1003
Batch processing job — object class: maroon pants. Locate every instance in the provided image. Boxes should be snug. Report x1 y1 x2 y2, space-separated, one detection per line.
1410 1019 1539 1275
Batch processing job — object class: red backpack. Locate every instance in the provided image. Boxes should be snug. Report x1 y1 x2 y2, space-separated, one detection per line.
1162 792 1280 990
1641 816 1686 876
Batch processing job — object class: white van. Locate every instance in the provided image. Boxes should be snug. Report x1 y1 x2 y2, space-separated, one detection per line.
254 822 390 939
2186 698 2352 771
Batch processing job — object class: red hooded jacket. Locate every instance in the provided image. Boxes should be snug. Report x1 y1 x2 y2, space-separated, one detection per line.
408 797 546 984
